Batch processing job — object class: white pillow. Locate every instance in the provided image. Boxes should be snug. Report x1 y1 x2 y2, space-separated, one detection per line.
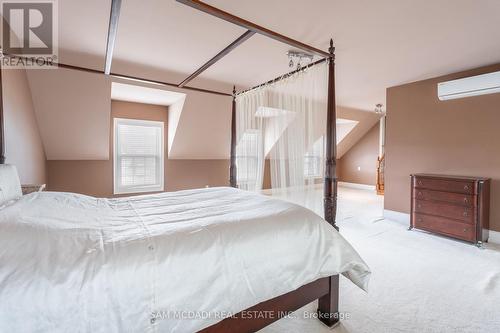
0 164 22 206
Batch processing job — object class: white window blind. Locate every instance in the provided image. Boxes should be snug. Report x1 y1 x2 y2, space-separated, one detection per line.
304 136 324 178
114 118 164 194
236 130 262 190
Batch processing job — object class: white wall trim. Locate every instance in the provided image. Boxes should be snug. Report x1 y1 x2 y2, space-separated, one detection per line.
383 209 410 226
338 181 375 191
489 230 500 245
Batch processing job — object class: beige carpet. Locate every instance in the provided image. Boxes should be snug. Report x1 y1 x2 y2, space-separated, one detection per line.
260 186 500 333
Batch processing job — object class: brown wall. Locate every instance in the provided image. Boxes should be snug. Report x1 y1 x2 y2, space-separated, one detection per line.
2 68 46 184
47 101 229 197
385 63 500 232
338 123 379 185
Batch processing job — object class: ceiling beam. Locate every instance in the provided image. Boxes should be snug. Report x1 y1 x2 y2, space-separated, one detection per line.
110 72 231 96
104 0 122 75
178 30 255 87
4 54 232 97
176 0 329 58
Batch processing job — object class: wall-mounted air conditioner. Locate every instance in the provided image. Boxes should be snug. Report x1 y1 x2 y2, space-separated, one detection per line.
437 71 500 101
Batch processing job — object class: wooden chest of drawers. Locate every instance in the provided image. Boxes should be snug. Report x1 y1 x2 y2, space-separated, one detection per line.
410 174 490 246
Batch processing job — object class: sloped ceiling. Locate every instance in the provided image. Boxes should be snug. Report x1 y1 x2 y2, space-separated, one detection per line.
58 0 111 70
19 0 500 159
27 68 111 160
111 0 246 86
56 0 500 111
27 69 232 160
167 91 231 159
108 78 232 160
193 0 500 110
337 107 381 159
111 82 186 106
337 119 359 146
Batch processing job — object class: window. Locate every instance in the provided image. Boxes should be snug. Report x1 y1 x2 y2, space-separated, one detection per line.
304 136 324 178
236 130 262 189
114 118 164 194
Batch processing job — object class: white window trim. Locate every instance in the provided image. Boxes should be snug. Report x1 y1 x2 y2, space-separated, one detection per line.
113 118 165 195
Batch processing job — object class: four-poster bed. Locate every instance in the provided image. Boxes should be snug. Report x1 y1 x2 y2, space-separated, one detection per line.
209 41 341 332
0 1 368 332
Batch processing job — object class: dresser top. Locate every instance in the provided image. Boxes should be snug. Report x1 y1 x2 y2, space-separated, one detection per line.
411 173 490 182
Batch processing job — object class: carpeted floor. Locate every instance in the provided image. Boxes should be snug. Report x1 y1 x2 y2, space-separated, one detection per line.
260 185 500 333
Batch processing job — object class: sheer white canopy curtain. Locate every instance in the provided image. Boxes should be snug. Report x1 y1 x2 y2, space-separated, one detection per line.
235 62 328 191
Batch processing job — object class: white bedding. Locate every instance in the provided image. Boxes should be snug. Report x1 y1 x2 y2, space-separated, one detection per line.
0 187 370 333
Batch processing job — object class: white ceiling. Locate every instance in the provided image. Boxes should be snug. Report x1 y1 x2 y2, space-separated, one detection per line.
337 119 359 144
111 82 186 106
56 0 500 111
112 0 246 85
58 0 112 70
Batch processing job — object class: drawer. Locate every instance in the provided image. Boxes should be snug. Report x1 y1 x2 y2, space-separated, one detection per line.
413 177 475 194
413 199 475 224
413 189 475 207
413 213 475 242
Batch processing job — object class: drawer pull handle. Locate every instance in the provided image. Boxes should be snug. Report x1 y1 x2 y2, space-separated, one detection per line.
463 211 468 217
417 218 422 223
464 185 469 191
463 198 468 203
463 228 467 233
417 204 422 209
417 192 423 196
417 180 423 186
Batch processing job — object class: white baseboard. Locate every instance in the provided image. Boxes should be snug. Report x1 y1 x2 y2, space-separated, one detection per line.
338 181 375 191
383 209 410 226
489 230 500 245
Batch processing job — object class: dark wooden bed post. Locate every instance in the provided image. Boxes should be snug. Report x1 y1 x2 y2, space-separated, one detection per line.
324 39 338 231
229 86 237 187
317 39 340 328
0 61 5 165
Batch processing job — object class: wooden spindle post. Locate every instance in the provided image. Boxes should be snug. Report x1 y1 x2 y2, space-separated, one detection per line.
318 39 340 328
324 39 338 231
229 86 237 187
0 61 5 165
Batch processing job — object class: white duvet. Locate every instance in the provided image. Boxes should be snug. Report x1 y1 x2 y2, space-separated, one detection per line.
0 187 370 333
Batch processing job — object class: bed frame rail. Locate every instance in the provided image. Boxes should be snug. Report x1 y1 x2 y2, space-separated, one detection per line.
198 275 339 332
